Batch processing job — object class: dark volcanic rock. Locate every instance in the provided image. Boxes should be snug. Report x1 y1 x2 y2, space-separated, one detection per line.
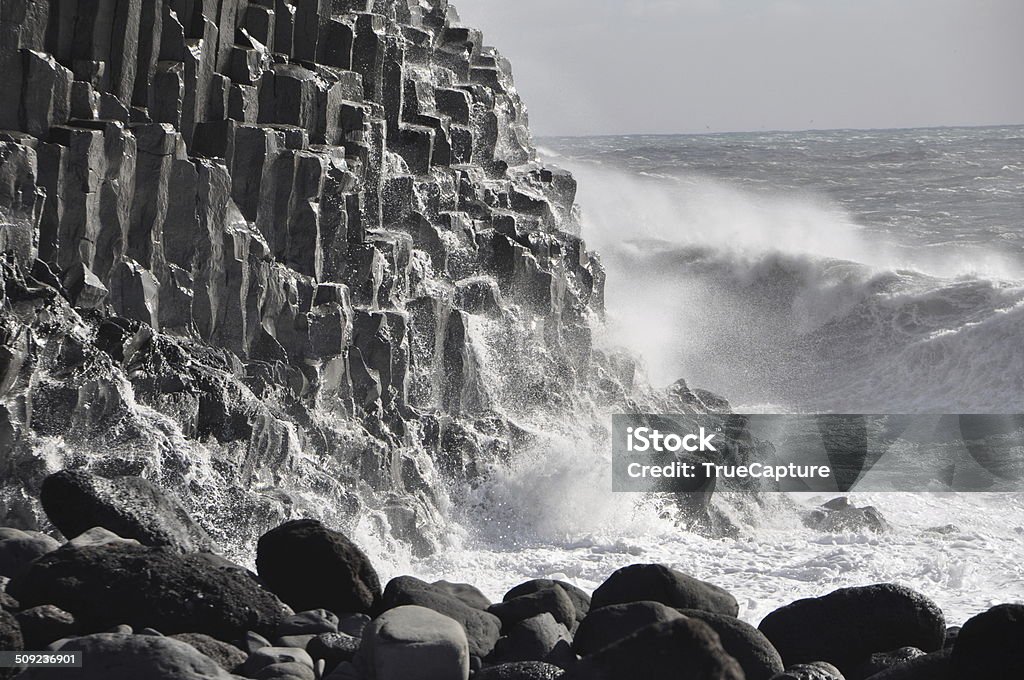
489 586 576 631
40 469 214 552
848 647 924 680
256 519 381 616
491 613 575 668
356 605 470 680
504 580 591 631
0 609 22 680
804 498 889 534
770 662 845 679
170 633 248 673
758 583 945 674
590 563 739 616
950 603 1024 679
308 632 361 671
0 527 60 579
381 575 501 658
560 617 744 680
7 542 288 640
572 600 683 656
17 633 235 679
473 661 563 679
432 580 492 610
861 649 951 679
681 609 785 680
14 605 78 649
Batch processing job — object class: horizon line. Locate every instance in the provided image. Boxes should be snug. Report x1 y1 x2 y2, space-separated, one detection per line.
535 121 1024 140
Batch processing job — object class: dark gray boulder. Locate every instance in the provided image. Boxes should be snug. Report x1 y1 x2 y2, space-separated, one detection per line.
861 649 952 679
491 613 575 668
170 633 248 673
14 605 78 649
573 601 683 656
758 584 944 673
681 608 785 680
489 586 575 632
472 661 563 679
771 662 845 679
848 647 924 680
590 563 738 616
0 527 61 579
950 603 1024 679
503 580 591 632
256 519 381 616
40 470 214 553
7 542 288 640
432 580 492 610
560 617 744 680
0 609 22 680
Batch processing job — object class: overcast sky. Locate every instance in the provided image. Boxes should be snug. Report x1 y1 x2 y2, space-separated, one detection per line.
456 0 1024 137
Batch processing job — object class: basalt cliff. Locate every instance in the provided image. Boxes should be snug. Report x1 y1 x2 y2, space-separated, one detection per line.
0 0 730 558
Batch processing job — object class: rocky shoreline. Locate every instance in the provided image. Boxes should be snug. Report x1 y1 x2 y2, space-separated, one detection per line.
0 472 1022 679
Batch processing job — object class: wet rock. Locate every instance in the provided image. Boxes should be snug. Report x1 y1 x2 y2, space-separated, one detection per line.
277 609 340 636
0 609 22 680
950 603 1024 679
7 542 288 640
0 527 60 579
489 586 576 632
804 498 889 534
381 576 501 658
560 617 744 680
256 519 382 616
472 661 563 680
492 613 575 668
170 633 247 673
848 647 924 679
240 646 315 676
14 605 77 649
572 601 683 656
19 633 235 679
504 580 591 633
681 609 785 680
431 581 492 610
771 662 846 679
861 649 951 679
308 632 361 671
39 469 214 553
590 563 739 616
356 605 470 680
758 584 945 674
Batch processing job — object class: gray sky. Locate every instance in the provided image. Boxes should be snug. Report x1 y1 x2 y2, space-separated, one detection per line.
456 0 1024 136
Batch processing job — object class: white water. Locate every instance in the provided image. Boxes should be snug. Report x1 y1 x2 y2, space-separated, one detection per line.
377 131 1024 626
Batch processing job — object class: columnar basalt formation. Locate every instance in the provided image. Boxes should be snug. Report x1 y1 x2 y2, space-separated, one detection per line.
0 0 618 553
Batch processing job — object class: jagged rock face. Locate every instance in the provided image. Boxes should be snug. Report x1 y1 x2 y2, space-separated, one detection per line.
0 0 609 555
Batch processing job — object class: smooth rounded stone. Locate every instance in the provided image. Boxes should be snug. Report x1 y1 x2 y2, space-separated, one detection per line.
472 661 564 679
489 586 575 631
171 633 247 673
492 613 575 668
40 469 214 553
861 649 952 679
15 605 78 649
680 609 785 680
590 563 739 616
573 601 683 656
277 609 340 636
758 584 945 673
240 647 315 676
771 662 846 679
107 624 134 634
504 580 591 632
308 632 361 669
0 528 60 578
431 580 492 610
18 633 236 679
382 576 501 658
356 605 470 680
950 603 1024 678
0 609 23 680
256 520 381 615
275 633 315 649
560 618 744 680
254 661 316 680
67 526 142 549
239 631 274 654
338 613 370 637
848 647 924 680
7 542 289 640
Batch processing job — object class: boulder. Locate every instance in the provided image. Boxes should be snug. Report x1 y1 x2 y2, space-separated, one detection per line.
0 609 22 680
758 584 944 673
681 609 785 680
7 542 288 640
239 646 315 676
14 605 77 649
489 586 575 631
950 603 1024 679
590 563 738 616
491 613 575 668
862 649 951 679
381 576 501 658
771 662 846 679
472 661 563 680
431 581 491 610
39 470 214 553
504 580 590 632
308 632 361 670
560 617 744 680
356 605 470 680
18 633 235 679
573 601 683 656
256 519 381 615
170 633 247 673
277 609 340 636
0 528 60 578
804 498 889 534
255 662 316 679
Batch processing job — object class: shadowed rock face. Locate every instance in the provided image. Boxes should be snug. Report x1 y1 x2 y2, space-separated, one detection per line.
0 0 614 553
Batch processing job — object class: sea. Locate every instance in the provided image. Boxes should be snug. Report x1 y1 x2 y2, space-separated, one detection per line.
372 126 1024 626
